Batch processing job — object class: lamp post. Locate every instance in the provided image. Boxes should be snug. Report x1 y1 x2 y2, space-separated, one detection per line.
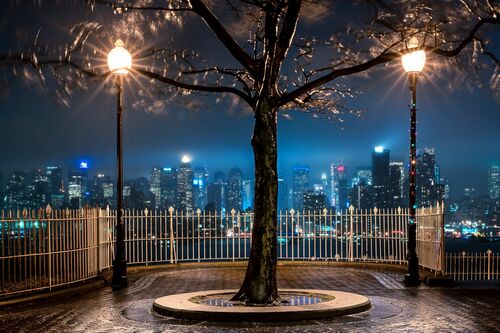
108 39 132 289
401 37 426 285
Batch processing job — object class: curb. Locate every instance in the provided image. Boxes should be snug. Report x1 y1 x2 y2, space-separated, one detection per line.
153 289 372 322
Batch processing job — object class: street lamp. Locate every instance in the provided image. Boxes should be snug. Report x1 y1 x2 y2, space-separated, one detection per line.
402 37 425 285
108 39 131 289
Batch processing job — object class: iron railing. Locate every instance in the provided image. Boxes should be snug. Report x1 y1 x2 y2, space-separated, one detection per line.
1 205 445 296
445 250 499 281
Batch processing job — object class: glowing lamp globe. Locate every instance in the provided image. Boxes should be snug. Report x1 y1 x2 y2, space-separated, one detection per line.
402 37 426 73
402 50 426 73
107 39 132 75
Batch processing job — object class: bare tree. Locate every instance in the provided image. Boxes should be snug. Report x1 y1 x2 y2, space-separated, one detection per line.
1 0 498 304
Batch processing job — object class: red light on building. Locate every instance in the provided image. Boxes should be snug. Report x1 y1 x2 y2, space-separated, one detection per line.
337 165 345 172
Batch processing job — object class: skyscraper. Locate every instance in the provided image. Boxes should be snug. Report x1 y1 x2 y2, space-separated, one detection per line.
292 165 309 210
349 179 373 210
226 168 243 212
46 166 64 208
441 177 451 200
372 147 390 209
330 163 347 210
160 167 177 209
489 161 500 200
356 167 372 185
31 169 50 209
5 171 28 209
90 173 114 208
303 190 326 211
277 178 288 212
193 167 209 210
242 179 254 211
417 148 439 207
389 161 405 208
177 156 193 213
150 167 162 209
207 171 225 212
68 164 88 209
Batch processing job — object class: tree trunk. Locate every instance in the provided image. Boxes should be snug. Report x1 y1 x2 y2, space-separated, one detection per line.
230 98 279 305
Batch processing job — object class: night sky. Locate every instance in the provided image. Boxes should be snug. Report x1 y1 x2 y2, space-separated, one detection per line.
0 2 499 199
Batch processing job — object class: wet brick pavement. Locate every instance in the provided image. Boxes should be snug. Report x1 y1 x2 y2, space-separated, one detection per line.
1 263 499 332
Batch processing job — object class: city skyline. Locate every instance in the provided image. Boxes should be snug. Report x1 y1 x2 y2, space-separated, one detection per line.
2 148 497 211
1 79 499 197
1 148 497 201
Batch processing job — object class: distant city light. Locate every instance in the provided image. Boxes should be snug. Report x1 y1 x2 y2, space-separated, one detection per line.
163 167 172 171
181 155 191 163
374 146 384 153
337 165 345 172
80 161 89 169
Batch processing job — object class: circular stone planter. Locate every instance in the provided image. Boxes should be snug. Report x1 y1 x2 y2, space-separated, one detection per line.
153 289 371 322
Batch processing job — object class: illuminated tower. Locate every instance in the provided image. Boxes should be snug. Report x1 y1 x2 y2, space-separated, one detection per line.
5 171 28 209
193 167 209 210
417 148 439 207
226 168 243 212
330 163 347 210
177 155 193 213
489 161 500 200
68 162 88 208
389 161 405 208
372 146 390 209
150 167 162 209
46 166 64 208
161 167 177 209
292 165 309 211
242 179 254 211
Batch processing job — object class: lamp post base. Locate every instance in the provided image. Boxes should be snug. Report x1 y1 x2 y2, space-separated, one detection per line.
403 273 420 286
403 253 420 286
112 258 128 290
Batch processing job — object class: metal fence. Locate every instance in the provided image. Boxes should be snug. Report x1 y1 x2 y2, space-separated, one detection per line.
0 207 114 296
1 205 444 296
445 250 499 281
416 204 445 272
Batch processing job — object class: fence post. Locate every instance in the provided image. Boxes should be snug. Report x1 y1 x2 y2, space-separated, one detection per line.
487 249 492 280
97 208 102 272
46 205 52 290
440 201 445 275
349 205 354 262
290 209 295 260
231 209 236 262
169 207 175 264
196 209 201 262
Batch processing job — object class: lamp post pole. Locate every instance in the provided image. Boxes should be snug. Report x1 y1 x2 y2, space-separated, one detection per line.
404 72 420 285
108 39 131 289
112 75 128 289
401 38 425 286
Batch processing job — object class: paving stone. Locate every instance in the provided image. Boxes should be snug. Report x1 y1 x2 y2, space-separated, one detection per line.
0 265 499 332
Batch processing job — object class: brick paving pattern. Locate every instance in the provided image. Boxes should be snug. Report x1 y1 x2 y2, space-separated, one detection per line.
1 264 499 332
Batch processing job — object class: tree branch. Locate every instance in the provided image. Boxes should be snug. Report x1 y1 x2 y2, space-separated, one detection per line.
136 68 252 105
427 17 500 57
274 0 302 65
280 16 500 106
190 0 257 76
